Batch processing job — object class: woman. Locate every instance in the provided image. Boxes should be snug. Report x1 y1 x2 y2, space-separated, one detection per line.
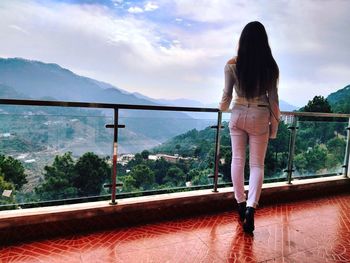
219 21 280 233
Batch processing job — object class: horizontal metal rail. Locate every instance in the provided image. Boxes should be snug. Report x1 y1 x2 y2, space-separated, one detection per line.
280 111 350 118
222 109 350 118
0 99 219 113
1 98 350 118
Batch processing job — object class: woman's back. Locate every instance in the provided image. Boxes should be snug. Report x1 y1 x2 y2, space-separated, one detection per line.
219 21 280 234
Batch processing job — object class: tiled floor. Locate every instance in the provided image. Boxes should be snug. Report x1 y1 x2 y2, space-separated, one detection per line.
1 193 349 263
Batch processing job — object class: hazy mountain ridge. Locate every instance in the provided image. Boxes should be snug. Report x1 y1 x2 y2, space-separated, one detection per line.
0 58 211 153
0 83 34 100
1 57 298 111
134 91 297 112
0 58 156 105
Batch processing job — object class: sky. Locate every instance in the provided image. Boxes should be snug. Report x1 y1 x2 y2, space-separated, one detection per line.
0 0 349 107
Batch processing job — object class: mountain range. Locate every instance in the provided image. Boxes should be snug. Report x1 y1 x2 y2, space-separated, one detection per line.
0 57 297 111
0 58 215 154
1 57 348 154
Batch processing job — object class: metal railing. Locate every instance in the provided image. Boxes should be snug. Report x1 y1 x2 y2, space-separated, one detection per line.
0 98 349 208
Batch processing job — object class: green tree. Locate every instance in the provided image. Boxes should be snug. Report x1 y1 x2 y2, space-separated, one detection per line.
299 96 332 121
326 137 346 163
187 169 200 182
294 153 308 174
0 172 14 192
129 164 155 190
294 145 327 174
192 168 211 186
127 153 143 168
120 175 138 192
325 153 338 170
141 150 150 160
0 172 15 205
0 154 27 190
152 157 171 184
73 152 110 196
297 95 340 146
219 145 232 182
35 152 77 200
164 166 185 187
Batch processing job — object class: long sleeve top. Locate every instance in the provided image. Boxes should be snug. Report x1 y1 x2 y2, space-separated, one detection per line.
219 63 280 139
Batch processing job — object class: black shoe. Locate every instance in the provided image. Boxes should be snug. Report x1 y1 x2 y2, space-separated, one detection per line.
237 202 246 222
243 207 255 233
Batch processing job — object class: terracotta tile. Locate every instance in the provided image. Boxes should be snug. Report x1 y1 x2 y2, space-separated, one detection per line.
113 239 223 263
282 245 349 263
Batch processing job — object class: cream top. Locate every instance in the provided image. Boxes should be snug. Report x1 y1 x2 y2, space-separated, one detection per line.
219 63 281 138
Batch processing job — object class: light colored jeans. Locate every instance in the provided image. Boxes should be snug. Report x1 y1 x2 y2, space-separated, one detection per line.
229 104 270 208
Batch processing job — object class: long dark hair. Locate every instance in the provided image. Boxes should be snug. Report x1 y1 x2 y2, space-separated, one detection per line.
236 21 279 99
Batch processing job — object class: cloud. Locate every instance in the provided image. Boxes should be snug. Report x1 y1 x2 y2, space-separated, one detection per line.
128 2 159 14
144 2 159 11
128 6 144 13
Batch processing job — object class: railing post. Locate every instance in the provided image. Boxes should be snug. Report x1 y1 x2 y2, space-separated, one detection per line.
343 118 350 178
213 111 222 192
110 108 119 205
285 116 298 184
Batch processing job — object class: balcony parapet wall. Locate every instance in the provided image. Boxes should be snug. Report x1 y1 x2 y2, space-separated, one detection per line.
0 176 349 246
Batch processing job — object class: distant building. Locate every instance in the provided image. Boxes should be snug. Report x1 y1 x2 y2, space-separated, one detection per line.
118 154 135 165
148 155 159 161
117 153 196 165
156 154 196 164
281 115 294 124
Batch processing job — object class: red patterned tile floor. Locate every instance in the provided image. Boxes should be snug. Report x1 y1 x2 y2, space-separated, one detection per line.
1 192 349 263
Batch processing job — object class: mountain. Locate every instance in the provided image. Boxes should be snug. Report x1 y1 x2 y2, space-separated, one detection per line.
0 58 212 152
279 100 297 111
0 58 158 106
134 93 297 121
327 85 350 113
0 58 205 121
132 94 218 120
0 57 300 146
0 84 28 99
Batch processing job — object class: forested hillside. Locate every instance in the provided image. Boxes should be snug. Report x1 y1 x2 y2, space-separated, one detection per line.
327 85 350 113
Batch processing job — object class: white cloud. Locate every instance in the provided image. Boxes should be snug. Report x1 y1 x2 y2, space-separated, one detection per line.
144 2 159 11
128 2 159 14
128 6 144 13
